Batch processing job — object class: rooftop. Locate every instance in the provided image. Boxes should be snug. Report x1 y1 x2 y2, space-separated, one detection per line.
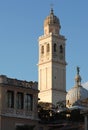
0 75 38 90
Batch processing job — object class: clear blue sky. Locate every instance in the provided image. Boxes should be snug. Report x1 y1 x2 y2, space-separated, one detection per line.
0 0 88 91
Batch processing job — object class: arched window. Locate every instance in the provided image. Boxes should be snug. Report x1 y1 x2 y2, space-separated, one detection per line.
47 44 50 52
60 45 63 53
54 43 57 52
41 46 44 54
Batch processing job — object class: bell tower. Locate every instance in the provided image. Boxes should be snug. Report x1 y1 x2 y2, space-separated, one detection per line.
38 8 67 105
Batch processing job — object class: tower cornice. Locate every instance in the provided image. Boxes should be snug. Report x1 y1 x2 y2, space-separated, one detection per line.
38 59 67 66
39 33 66 41
39 88 67 93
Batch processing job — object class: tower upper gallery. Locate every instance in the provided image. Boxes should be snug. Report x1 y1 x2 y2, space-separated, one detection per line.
44 8 61 35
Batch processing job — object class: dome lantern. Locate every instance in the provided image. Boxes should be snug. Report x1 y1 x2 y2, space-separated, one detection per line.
75 66 82 86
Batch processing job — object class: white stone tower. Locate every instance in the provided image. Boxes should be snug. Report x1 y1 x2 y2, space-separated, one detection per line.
38 8 67 105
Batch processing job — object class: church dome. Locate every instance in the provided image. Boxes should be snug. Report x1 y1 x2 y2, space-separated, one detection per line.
66 85 88 107
44 8 61 28
66 67 88 107
44 8 61 35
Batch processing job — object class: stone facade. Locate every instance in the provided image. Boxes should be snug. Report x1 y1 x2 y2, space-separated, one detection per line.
0 75 39 130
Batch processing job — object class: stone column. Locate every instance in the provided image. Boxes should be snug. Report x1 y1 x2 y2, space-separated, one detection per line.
24 92 26 110
14 91 17 110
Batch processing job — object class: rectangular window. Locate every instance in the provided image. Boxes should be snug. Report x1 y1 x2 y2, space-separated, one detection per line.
25 94 33 111
7 90 14 108
17 92 23 109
